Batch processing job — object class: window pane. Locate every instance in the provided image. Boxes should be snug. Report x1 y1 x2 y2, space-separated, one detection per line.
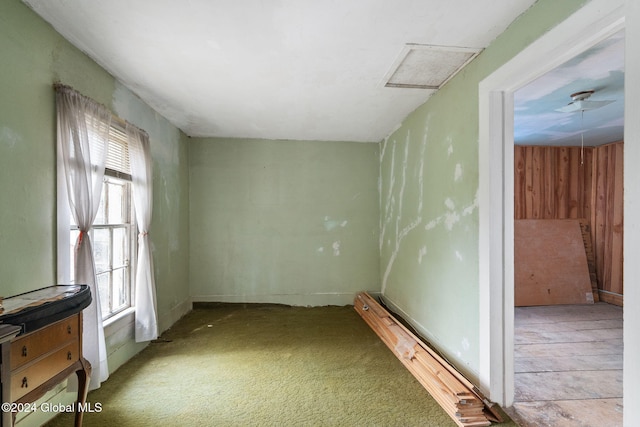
113 227 127 267
93 228 110 274
112 267 127 311
97 272 110 317
69 230 80 284
94 184 107 225
108 182 125 224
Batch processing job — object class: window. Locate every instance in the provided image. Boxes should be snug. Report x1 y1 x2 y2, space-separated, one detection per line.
57 84 157 370
70 175 136 319
63 120 137 321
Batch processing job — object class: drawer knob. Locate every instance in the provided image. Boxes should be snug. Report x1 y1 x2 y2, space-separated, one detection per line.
21 345 28 357
67 351 73 360
21 377 28 388
67 325 72 334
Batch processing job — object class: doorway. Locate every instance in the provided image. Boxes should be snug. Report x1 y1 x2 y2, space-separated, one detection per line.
507 29 625 424
477 0 625 410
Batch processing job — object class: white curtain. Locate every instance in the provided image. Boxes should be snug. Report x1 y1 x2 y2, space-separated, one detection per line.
56 85 110 389
126 123 158 342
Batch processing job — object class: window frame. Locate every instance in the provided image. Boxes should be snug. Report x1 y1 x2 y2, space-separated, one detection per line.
57 119 137 322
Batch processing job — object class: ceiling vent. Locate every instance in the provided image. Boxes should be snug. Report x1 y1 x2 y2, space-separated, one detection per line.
383 44 481 89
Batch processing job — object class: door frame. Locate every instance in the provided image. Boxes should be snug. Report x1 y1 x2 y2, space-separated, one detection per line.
477 0 625 407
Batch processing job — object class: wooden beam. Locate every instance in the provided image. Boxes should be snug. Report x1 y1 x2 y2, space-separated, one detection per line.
354 292 500 427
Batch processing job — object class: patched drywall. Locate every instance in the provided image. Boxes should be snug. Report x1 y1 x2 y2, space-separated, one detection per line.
189 138 379 306
378 0 588 379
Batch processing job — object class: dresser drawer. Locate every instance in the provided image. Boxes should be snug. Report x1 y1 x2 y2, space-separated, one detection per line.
10 314 79 371
10 339 80 401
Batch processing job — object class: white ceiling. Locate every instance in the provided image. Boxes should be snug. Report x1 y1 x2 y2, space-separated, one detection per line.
23 0 537 142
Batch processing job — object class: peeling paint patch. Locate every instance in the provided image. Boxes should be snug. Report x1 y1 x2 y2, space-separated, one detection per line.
455 250 463 261
324 216 348 231
444 198 455 210
444 211 460 230
454 163 463 181
424 190 477 233
317 247 324 254
462 189 479 216
332 241 341 256
425 219 440 230
444 198 461 230
418 246 427 264
324 220 338 231
461 337 470 351
447 136 454 156
1 126 21 148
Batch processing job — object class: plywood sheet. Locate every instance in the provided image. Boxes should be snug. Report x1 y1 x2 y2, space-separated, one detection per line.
515 219 593 306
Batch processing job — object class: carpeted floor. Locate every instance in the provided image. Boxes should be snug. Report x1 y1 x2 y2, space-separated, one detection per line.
45 304 517 426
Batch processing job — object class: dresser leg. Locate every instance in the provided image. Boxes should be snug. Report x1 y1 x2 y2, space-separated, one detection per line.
74 358 92 427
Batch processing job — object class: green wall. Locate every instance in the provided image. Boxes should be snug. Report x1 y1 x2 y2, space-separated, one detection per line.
0 0 190 359
189 138 379 306
379 0 588 379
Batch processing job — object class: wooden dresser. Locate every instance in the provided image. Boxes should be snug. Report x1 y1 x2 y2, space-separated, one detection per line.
0 285 92 427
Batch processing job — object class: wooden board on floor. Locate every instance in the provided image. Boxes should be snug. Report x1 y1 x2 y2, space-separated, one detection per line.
578 220 599 302
353 292 501 427
515 219 593 306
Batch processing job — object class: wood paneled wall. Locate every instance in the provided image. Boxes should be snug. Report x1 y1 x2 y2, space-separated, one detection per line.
514 142 623 305
514 145 593 219
591 142 624 303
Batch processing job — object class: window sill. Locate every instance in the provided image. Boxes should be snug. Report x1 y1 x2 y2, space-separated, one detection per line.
103 307 135 337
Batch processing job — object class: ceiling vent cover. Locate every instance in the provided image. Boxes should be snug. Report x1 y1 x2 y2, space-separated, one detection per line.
383 44 481 89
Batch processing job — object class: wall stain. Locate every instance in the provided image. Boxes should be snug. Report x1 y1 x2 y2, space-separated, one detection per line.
332 241 341 256
418 246 427 264
323 216 348 231
454 163 463 181
1 126 21 148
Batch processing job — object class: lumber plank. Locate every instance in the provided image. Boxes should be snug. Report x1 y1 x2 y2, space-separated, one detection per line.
354 292 496 427
579 220 599 302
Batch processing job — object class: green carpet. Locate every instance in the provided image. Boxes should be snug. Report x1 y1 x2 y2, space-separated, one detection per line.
45 304 517 426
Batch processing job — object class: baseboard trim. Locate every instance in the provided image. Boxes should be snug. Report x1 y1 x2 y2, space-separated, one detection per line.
191 292 374 307
598 290 623 306
159 298 193 333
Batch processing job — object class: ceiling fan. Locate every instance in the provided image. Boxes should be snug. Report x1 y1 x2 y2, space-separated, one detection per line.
555 89 614 165
555 90 614 113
